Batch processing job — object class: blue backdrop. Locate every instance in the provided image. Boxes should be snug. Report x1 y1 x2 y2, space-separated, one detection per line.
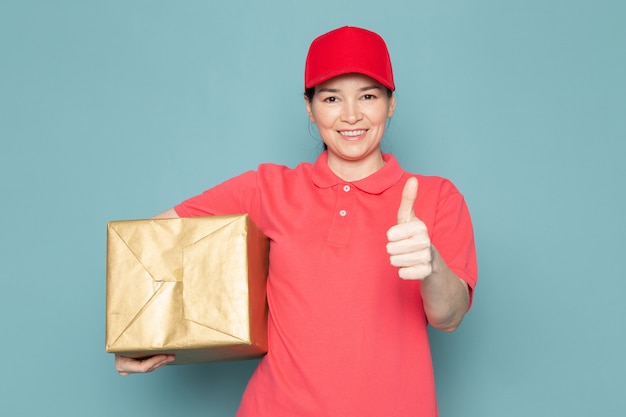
1 1 624 416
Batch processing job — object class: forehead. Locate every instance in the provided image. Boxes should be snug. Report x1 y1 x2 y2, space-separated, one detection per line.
315 73 384 91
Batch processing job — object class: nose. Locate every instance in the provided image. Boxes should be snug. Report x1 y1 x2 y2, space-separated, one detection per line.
340 100 363 124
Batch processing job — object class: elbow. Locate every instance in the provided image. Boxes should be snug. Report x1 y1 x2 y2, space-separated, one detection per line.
428 313 465 333
435 322 461 333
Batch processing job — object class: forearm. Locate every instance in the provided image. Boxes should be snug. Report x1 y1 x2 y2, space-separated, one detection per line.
114 208 181 375
152 208 180 219
420 246 470 332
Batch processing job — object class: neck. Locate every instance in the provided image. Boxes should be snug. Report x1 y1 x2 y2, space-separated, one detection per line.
327 153 386 182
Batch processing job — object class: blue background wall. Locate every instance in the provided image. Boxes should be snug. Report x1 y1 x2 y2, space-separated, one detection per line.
1 1 624 415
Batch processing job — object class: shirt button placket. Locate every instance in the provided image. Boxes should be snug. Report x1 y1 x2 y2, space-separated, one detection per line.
327 184 356 246
339 185 351 216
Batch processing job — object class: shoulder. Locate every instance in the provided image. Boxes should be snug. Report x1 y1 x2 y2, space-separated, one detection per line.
256 161 315 181
403 172 463 201
257 160 314 172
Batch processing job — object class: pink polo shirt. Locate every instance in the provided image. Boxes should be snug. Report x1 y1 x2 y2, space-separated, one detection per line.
175 152 477 416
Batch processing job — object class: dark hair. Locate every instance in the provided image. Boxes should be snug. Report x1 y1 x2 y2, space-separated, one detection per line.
304 87 316 101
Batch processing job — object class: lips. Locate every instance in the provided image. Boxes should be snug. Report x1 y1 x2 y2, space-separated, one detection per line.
338 129 367 138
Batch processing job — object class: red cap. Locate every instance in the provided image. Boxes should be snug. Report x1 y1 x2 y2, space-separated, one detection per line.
304 26 395 91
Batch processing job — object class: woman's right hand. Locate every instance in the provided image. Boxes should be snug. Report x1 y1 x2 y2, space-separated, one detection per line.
114 207 179 376
115 354 176 376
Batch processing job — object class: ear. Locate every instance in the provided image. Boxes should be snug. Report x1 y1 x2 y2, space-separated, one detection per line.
387 94 397 118
304 95 316 123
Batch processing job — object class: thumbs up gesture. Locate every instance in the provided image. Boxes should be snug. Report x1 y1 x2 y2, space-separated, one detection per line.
386 177 433 280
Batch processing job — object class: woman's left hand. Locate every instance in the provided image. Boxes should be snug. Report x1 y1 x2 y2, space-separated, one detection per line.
386 177 433 280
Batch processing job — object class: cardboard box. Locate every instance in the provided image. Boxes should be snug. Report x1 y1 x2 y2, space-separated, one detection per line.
105 214 269 365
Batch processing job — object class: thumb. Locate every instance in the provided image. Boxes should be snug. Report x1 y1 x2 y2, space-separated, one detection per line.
397 177 419 224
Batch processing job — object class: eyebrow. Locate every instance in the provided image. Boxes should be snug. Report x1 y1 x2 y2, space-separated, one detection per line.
317 85 383 94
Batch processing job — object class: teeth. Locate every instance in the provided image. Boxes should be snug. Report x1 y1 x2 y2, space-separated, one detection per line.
340 130 366 137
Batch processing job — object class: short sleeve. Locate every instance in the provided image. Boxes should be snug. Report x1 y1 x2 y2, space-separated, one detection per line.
174 170 261 221
431 181 478 307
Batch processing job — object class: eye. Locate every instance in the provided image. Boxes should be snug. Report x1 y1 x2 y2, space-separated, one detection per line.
323 96 337 103
362 94 377 100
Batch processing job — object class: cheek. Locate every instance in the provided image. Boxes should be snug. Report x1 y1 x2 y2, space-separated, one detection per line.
311 110 336 130
377 108 393 127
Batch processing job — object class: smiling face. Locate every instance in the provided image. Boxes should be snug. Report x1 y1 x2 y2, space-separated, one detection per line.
305 73 396 181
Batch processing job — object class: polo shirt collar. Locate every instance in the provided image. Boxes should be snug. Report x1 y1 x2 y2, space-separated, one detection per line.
311 151 404 194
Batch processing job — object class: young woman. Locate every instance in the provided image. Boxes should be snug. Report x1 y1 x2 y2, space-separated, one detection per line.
115 26 477 417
